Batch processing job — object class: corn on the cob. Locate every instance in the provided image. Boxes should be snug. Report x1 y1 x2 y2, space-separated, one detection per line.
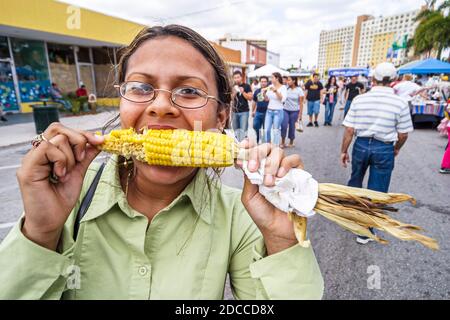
98 128 439 251
99 128 238 167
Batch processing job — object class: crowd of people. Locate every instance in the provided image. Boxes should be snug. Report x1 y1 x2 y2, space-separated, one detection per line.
231 62 449 243
230 70 371 146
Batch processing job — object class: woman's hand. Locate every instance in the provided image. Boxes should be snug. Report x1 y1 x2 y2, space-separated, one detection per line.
16 123 104 250
237 139 304 255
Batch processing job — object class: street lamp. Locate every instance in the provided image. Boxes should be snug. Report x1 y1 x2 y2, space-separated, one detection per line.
299 58 302 70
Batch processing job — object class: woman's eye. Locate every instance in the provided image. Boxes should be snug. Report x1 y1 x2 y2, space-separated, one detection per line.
178 87 201 96
129 84 153 95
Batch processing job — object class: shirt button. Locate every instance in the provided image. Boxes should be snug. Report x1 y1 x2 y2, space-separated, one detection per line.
138 266 148 276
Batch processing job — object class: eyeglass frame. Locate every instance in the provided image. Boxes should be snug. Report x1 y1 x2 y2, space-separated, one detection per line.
114 81 225 110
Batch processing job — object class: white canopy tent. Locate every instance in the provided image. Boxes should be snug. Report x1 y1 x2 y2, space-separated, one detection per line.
248 64 289 78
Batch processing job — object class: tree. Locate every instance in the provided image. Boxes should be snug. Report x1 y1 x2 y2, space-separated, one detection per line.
412 0 450 59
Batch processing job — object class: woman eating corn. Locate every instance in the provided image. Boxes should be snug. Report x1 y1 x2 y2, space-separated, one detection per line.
0 25 323 299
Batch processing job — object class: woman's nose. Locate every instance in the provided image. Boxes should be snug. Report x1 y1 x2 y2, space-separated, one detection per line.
145 89 180 118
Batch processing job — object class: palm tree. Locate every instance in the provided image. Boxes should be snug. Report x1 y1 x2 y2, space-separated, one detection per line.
412 0 450 59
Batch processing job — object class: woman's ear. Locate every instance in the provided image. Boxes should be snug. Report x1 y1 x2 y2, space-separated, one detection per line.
217 106 229 131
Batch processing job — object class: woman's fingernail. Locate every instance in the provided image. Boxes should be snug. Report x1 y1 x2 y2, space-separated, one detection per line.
265 174 274 185
249 160 257 170
61 167 66 177
80 150 85 161
277 167 286 177
93 135 104 142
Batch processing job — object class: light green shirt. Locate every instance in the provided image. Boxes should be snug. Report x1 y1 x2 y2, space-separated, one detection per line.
0 155 323 300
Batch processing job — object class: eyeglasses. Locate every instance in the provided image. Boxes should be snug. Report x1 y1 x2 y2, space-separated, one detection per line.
114 81 223 109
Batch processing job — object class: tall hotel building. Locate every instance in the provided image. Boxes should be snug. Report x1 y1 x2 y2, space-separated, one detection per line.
317 9 420 75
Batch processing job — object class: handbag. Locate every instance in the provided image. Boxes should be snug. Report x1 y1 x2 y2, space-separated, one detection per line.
295 119 304 132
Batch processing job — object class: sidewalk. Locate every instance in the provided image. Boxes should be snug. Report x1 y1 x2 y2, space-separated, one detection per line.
0 110 119 148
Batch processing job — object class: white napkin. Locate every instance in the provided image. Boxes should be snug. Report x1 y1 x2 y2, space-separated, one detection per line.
242 159 318 218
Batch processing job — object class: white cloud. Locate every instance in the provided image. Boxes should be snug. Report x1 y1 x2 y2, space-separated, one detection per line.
59 0 429 69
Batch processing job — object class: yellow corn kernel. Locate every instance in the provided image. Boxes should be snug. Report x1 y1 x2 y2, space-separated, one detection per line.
99 128 237 167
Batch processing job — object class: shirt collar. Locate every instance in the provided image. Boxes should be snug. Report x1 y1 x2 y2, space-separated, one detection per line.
370 86 394 94
82 155 215 225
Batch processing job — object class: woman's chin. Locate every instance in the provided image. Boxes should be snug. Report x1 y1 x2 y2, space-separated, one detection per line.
139 163 195 184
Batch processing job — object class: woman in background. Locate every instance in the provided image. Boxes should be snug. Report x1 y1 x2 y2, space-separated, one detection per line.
323 76 338 126
263 72 287 145
281 76 304 148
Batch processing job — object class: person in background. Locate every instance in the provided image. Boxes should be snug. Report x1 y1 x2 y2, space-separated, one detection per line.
263 72 287 145
323 76 338 126
251 76 269 143
393 74 428 106
281 76 304 148
0 103 8 122
340 62 413 245
76 84 88 98
251 78 260 92
389 74 403 88
439 105 450 174
282 76 288 86
49 82 72 111
231 70 252 141
343 75 364 117
304 73 324 127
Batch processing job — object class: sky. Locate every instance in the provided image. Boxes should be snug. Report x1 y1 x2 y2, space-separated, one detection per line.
60 0 429 69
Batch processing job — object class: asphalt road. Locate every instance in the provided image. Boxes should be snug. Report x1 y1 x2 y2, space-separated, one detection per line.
0 108 449 299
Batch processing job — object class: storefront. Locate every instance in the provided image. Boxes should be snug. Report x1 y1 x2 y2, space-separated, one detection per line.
0 0 146 112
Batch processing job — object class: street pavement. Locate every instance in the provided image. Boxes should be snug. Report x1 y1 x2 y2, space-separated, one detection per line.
0 108 119 148
0 107 449 299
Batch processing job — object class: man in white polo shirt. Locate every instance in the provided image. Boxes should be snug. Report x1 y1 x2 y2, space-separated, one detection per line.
340 62 414 245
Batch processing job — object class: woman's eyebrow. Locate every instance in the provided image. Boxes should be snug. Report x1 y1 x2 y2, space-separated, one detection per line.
126 72 208 87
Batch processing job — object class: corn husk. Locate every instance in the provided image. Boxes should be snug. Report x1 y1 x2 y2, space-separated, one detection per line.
293 183 439 250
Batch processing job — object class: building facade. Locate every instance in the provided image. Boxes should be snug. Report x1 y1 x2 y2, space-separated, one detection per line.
0 0 147 113
317 25 355 75
218 35 281 77
317 9 420 76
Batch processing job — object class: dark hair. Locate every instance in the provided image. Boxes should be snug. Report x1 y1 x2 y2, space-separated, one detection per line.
260 76 269 82
287 76 298 86
272 72 283 84
313 73 319 78
282 76 288 79
233 70 243 77
117 25 231 111
326 76 337 87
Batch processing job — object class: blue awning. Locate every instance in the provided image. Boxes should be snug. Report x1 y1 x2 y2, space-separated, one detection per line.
398 58 450 75
328 68 369 77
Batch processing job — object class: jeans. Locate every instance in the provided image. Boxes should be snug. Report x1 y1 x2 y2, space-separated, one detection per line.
281 109 299 140
54 99 72 111
348 137 395 193
307 100 320 116
325 99 336 124
344 100 352 118
253 111 266 143
231 111 249 142
264 109 283 145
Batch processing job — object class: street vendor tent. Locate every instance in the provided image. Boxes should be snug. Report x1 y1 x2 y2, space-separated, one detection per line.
248 64 289 77
398 58 450 75
328 67 369 77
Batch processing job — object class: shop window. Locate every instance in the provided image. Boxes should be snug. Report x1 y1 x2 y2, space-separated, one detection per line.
47 43 78 94
77 47 91 63
0 36 10 59
93 47 117 97
10 38 50 102
0 37 19 111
